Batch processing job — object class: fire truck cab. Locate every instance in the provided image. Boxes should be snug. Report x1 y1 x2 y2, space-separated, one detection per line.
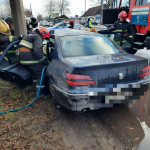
101 0 150 51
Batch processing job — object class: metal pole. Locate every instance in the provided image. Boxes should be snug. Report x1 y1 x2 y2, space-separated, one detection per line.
101 0 103 24
9 0 27 36
30 3 33 17
85 0 86 20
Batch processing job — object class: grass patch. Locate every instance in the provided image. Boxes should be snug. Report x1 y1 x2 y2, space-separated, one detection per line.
0 79 64 149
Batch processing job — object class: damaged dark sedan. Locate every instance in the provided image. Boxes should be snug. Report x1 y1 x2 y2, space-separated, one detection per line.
0 29 150 111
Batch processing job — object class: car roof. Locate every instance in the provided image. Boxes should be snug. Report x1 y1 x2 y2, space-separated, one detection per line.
54 28 98 37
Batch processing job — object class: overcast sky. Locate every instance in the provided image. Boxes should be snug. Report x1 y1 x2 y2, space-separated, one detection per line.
0 0 97 17
22 0 95 17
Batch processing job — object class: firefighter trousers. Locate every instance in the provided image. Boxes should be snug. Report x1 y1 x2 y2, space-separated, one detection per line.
24 63 46 96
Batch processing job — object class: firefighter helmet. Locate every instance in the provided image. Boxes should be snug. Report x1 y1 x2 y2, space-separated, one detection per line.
0 20 11 35
26 17 38 30
118 11 127 20
4 16 13 26
69 19 75 24
30 17 38 28
36 26 50 40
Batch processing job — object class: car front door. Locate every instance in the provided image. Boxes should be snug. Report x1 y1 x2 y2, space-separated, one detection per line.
98 30 134 54
0 40 32 88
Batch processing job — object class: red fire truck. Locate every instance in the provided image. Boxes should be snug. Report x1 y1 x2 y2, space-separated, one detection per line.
101 0 150 51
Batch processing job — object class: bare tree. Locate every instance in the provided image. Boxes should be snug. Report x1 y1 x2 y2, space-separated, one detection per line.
45 0 55 19
4 0 11 16
0 7 7 19
25 9 32 17
37 13 43 21
0 0 11 19
43 16 50 21
56 0 70 16
89 0 115 8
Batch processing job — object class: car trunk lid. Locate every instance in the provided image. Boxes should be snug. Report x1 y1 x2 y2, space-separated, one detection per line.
65 54 148 86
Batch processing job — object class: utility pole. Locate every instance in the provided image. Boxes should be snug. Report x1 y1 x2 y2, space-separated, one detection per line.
101 0 103 24
85 0 86 20
30 3 33 17
9 0 27 36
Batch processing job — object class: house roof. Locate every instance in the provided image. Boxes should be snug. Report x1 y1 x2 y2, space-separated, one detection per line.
55 15 69 19
81 5 101 17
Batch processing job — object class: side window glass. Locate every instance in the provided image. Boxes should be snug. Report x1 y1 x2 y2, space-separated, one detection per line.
42 38 54 58
104 34 131 47
104 34 121 45
49 38 55 61
0 42 19 69
120 37 131 47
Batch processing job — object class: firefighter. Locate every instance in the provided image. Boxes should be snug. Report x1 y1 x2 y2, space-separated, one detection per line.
19 26 50 97
26 17 38 34
4 16 14 35
0 20 21 51
68 19 75 29
110 11 134 43
0 20 23 66
5 16 38 35
85 18 92 29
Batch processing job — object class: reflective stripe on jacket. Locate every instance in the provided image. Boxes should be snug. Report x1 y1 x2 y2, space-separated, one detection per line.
0 33 18 43
20 56 45 64
0 33 18 51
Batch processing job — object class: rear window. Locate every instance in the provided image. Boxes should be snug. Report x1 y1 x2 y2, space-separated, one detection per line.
60 35 124 57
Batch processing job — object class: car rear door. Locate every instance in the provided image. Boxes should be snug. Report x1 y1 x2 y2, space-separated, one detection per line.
0 40 32 88
98 30 134 54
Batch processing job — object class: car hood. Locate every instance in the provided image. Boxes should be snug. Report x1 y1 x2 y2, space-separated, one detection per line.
65 53 147 67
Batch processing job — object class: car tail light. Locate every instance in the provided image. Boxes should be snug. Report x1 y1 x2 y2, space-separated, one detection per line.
140 65 150 78
66 73 96 86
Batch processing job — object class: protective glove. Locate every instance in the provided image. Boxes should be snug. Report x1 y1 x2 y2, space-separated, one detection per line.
17 35 25 40
42 57 49 66
109 28 115 32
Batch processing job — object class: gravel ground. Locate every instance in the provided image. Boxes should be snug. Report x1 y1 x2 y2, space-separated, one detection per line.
0 80 147 150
